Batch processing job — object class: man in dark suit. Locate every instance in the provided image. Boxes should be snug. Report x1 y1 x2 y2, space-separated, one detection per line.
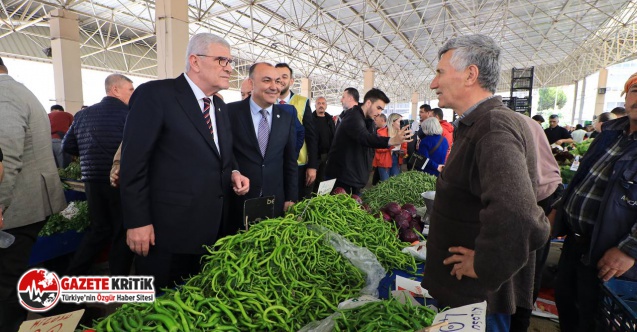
275 63 317 201
119 33 250 291
227 63 298 218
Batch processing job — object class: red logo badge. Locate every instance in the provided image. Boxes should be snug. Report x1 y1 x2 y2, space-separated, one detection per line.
17 269 60 311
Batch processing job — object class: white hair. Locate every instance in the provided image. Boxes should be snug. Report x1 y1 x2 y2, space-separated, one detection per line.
185 33 231 72
438 34 501 93
421 117 443 136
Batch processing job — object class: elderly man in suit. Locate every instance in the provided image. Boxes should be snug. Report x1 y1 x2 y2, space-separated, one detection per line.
0 57 67 331
227 62 298 218
120 33 250 291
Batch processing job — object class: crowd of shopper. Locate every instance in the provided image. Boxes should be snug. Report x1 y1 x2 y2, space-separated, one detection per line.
0 31 635 332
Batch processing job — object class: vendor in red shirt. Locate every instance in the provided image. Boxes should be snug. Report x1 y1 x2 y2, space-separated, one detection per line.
48 104 74 168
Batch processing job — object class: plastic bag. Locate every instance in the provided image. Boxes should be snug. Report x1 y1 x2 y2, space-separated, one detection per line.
60 201 79 220
306 224 386 297
401 240 427 261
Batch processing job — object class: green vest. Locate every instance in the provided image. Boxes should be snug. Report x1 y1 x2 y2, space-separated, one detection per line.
289 94 309 166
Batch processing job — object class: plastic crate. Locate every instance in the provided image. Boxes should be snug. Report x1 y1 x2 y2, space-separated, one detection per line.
28 230 85 266
597 278 637 332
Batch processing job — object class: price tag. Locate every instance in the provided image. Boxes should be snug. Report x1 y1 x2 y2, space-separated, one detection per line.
316 179 336 196
570 156 580 171
243 196 275 230
432 301 486 332
18 309 84 332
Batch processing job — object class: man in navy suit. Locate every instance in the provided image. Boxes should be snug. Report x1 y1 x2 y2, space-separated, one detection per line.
227 63 298 218
119 33 250 290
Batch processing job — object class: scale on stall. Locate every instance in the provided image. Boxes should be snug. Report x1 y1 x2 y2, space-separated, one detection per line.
243 196 275 230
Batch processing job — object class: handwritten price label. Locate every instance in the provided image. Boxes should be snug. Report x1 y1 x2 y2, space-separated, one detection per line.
432 301 486 332
18 309 84 332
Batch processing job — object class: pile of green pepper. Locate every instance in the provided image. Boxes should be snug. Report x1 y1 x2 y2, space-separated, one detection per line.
290 194 418 273
333 297 437 331
91 217 366 331
362 171 437 212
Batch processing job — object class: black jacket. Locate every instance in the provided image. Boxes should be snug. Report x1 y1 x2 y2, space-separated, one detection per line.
227 98 298 217
120 75 235 254
62 96 128 183
312 111 336 155
325 105 390 188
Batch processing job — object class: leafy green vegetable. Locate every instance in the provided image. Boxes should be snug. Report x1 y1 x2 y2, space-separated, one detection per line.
58 160 81 180
39 201 89 236
363 171 437 211
574 139 593 156
560 166 576 185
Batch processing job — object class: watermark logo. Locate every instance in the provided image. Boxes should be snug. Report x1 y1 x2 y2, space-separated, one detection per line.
17 269 155 312
17 269 60 312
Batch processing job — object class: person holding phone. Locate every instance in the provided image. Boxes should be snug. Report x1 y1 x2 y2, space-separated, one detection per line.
325 89 412 195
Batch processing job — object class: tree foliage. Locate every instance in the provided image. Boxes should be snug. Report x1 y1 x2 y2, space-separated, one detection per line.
538 87 567 111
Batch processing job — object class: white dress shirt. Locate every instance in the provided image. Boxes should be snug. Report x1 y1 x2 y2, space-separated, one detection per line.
249 97 273 138
184 73 220 152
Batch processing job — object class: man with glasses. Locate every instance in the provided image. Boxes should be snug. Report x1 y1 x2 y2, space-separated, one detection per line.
544 114 573 145
119 33 250 291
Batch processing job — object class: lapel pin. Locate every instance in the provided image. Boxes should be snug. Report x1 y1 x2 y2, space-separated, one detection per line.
277 114 280 118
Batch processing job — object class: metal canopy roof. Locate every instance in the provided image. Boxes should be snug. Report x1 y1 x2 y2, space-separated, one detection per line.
1 0 636 105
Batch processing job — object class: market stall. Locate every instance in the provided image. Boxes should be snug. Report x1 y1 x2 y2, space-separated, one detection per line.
84 172 439 331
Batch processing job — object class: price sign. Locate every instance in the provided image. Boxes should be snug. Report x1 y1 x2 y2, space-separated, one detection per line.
316 179 336 196
432 301 486 332
18 309 84 332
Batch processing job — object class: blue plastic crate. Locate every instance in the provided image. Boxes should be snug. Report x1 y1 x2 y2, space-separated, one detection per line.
378 265 427 304
28 230 85 266
598 278 637 332
64 189 86 203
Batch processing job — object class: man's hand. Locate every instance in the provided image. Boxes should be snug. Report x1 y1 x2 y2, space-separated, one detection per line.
388 125 413 146
597 247 636 281
284 201 294 211
443 246 478 280
437 165 445 173
110 168 120 188
126 225 155 256
232 172 250 196
305 168 317 186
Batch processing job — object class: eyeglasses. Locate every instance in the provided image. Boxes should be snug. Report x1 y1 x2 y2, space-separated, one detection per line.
196 55 234 67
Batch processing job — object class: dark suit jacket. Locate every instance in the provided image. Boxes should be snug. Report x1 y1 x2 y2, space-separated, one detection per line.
120 74 236 254
227 98 298 217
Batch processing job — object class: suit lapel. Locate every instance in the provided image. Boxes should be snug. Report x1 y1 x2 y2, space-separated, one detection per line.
213 96 229 162
268 105 285 157
174 75 220 158
238 99 262 158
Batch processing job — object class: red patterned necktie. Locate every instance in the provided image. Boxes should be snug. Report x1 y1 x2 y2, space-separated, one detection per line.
203 97 214 135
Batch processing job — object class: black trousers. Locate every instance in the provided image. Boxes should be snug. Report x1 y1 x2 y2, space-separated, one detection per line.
312 153 329 193
510 184 564 332
134 247 204 293
66 182 133 276
0 220 45 332
555 235 602 332
298 165 313 200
